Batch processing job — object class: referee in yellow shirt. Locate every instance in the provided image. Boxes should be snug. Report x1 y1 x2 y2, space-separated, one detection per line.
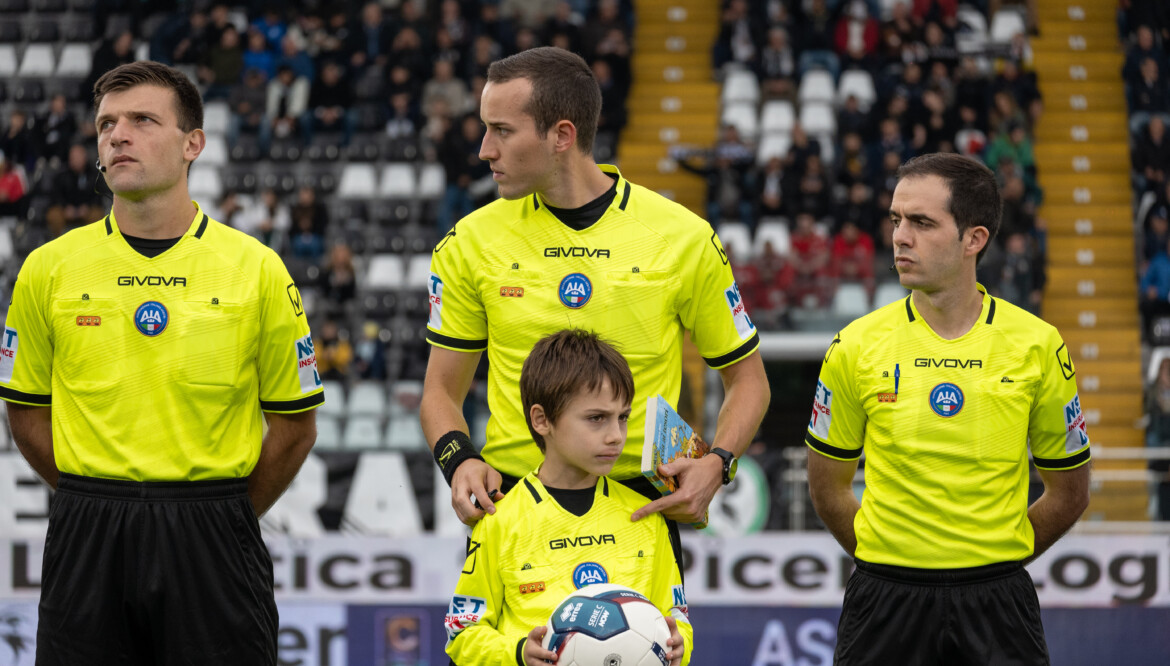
0 62 324 665
806 153 1090 665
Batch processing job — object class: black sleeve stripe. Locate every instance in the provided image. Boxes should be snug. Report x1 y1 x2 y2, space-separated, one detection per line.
806 432 863 460
703 331 760 368
1034 447 1091 470
515 637 526 666
0 386 51 406
260 392 325 412
426 330 488 351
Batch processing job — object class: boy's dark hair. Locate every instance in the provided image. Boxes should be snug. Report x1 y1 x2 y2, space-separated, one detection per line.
93 61 204 133
521 329 634 451
896 152 1001 264
487 46 600 154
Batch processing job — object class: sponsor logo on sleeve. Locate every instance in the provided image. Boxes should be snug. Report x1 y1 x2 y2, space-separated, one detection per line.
671 584 689 620
724 282 755 339
0 326 16 383
444 594 487 643
809 379 832 439
428 273 444 329
1064 393 1089 451
295 334 322 393
286 283 304 316
1056 343 1075 380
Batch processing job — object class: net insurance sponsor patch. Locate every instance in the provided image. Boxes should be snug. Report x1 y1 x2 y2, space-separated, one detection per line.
0 326 16 383
724 282 755 339
809 379 832 440
428 272 444 329
295 334 322 393
1064 393 1089 452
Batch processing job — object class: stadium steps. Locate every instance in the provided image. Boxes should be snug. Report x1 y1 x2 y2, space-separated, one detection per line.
1034 0 1145 521
617 0 721 215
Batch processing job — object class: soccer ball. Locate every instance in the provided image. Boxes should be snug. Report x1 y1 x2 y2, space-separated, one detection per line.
541 583 672 666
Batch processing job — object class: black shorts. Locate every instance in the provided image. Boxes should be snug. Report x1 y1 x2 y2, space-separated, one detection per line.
36 473 277 666
835 559 1049 666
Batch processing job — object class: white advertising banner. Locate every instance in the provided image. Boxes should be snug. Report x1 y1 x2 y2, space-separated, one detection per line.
2 534 1168 607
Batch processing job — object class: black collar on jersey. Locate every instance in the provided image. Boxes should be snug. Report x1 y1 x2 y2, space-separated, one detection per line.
122 233 184 258
903 294 997 325
535 177 630 231
104 213 210 239
523 476 609 505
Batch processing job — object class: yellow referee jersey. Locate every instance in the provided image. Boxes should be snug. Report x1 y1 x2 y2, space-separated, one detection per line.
445 473 692 666
806 286 1090 568
427 165 760 480
0 203 324 481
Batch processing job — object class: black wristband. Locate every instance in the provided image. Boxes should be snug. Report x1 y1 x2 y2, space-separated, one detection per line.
433 430 483 487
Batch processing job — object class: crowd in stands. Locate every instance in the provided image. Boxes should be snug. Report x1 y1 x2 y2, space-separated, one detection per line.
683 0 1048 330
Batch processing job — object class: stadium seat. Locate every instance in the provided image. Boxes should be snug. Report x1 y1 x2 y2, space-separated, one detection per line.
203 101 230 135
384 414 426 451
1147 348 1170 385
188 165 222 202
756 133 792 166
721 68 760 106
873 281 909 308
720 101 759 141
798 69 835 105
0 224 13 263
318 379 346 418
13 80 43 103
832 283 870 318
342 416 383 449
315 415 342 450
836 69 876 111
956 5 989 54
26 20 59 42
716 222 753 262
754 218 791 257
365 254 406 290
387 379 423 418
347 380 387 416
417 162 445 200
339 164 378 199
200 135 228 166
989 9 1025 45
229 136 262 162
405 253 432 291
760 100 796 135
379 163 418 200
0 21 19 42
0 45 16 78
17 44 54 77
55 43 92 77
814 132 836 164
799 102 836 136
0 0 28 12
61 17 92 41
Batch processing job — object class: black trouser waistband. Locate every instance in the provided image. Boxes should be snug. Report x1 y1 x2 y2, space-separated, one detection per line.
57 472 249 501
855 558 1024 585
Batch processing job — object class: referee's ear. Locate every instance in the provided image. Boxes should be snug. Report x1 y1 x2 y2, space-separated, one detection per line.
964 225 989 261
183 127 206 165
550 119 576 155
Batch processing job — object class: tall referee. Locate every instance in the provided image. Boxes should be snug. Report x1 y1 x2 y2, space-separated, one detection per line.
806 153 1090 665
0 62 324 665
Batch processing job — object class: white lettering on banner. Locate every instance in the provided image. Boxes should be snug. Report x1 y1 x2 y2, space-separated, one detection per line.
0 602 37 666
0 455 50 537
276 603 346 666
751 619 835 666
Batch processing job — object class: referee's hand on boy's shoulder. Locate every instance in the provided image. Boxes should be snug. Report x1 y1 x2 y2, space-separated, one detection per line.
630 455 723 524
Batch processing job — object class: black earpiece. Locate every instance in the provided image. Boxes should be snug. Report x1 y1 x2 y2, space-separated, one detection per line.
95 159 106 173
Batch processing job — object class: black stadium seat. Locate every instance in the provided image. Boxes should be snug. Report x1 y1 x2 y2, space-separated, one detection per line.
0 20 21 41
14 81 44 104
32 0 67 11
0 0 29 12
62 18 93 41
26 21 59 42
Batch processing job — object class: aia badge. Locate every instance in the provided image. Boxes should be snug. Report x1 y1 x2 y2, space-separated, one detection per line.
559 273 592 309
930 382 964 417
134 301 168 337
572 562 608 588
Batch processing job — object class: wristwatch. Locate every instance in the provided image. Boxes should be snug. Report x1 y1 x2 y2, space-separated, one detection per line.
709 447 738 486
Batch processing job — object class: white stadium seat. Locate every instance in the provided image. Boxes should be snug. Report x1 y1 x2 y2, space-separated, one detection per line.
343 416 383 449
318 380 346 418
347 380 387 416
405 253 432 291
989 9 1026 45
754 219 791 257
956 6 989 54
720 101 759 140
722 69 760 106
379 163 418 199
56 43 93 77
832 283 871 318
18 44 55 77
799 102 836 136
202 101 231 135
716 222 753 262
0 45 17 77
385 415 427 451
365 254 405 290
315 415 342 449
756 133 792 166
837 69 876 111
339 164 378 199
760 100 796 135
873 282 909 309
188 165 222 202
798 69 835 105
417 162 445 200
199 135 228 166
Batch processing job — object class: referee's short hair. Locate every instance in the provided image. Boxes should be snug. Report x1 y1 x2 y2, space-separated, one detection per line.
93 61 204 134
487 46 601 155
896 152 1001 264
521 329 634 452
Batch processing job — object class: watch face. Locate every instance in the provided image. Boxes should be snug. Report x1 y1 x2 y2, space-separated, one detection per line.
726 457 738 483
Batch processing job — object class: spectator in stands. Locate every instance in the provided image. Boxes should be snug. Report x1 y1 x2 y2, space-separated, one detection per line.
837 132 872 188
794 0 839 79
266 65 310 144
152 9 210 66
1130 58 1170 135
1123 25 1168 92
1146 207 1170 263
993 59 1042 126
593 59 628 159
1145 357 1170 520
242 30 277 82
348 1 394 70
474 4 515 56
872 208 897 279
433 27 464 72
235 187 290 251
1134 115 1170 194
1140 235 1170 341
954 56 991 130
713 0 764 72
386 91 422 144
303 61 355 147
291 185 329 238
873 150 903 199
871 117 908 166
912 87 957 154
790 212 832 306
954 104 989 158
984 120 1035 176
423 60 473 123
912 0 958 30
389 27 431 85
202 3 234 54
997 160 1041 238
582 0 630 60
989 89 1027 139
353 321 388 380
84 30 136 107
0 150 27 218
760 26 797 100
228 68 271 152
212 190 244 229
997 232 1043 315
794 154 832 220
314 320 353 382
36 95 78 165
831 219 876 294
751 240 796 330
45 144 103 237
922 21 959 71
199 25 245 101
880 0 920 63
277 33 315 83
785 122 823 173
674 125 756 227
836 182 879 238
310 8 351 63
251 7 286 50
834 0 881 70
468 34 503 81
756 156 787 219
288 213 325 262
838 96 871 140
319 242 357 314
